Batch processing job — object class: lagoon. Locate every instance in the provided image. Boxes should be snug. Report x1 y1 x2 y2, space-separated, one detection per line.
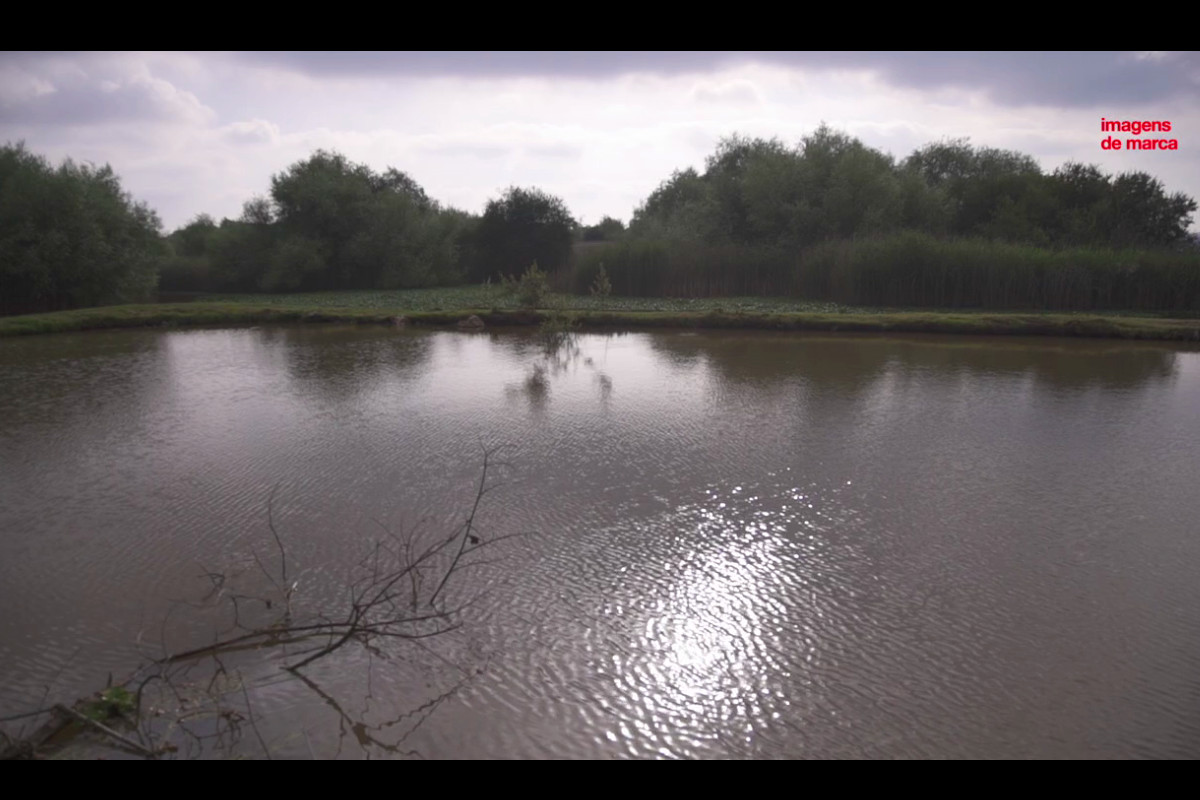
2 326 1199 758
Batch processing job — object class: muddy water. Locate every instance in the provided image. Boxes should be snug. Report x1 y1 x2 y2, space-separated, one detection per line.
2 326 1199 758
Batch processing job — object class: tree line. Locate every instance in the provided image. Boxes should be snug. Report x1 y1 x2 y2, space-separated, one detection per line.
1 130 1197 315
571 128 1200 309
0 143 163 315
629 126 1196 251
159 150 576 295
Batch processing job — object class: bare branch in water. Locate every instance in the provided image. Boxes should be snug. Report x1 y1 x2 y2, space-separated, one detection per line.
3 449 518 759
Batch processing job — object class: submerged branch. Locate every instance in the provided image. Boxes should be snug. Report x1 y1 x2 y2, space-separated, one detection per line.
7 448 518 759
54 704 160 759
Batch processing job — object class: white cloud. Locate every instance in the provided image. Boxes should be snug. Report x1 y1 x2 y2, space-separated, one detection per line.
0 53 1195 233
220 118 281 145
691 79 763 106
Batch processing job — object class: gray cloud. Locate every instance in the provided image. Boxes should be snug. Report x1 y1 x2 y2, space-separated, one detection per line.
1 51 1196 232
233 51 1200 108
820 51 1200 108
237 51 739 79
0 59 213 126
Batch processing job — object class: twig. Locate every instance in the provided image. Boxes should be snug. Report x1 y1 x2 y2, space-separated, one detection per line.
429 445 497 607
0 706 57 724
55 704 160 758
39 449 520 758
266 485 287 588
240 678 271 760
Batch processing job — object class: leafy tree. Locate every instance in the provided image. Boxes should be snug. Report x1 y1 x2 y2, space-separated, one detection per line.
370 167 433 210
815 132 903 239
904 139 1048 241
703 134 775 242
1047 162 1110 245
269 150 372 285
232 150 471 291
472 186 576 281
160 214 218 291
0 142 163 314
902 138 976 188
172 213 217 257
631 128 908 248
629 168 717 241
208 219 275 291
240 196 275 226
1106 171 1197 248
342 190 458 289
582 216 626 242
738 138 807 244
261 235 326 291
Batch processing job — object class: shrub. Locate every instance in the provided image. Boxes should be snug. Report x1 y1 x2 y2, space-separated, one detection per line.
516 261 550 309
589 263 612 304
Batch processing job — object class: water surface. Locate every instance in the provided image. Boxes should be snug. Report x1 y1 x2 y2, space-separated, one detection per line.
2 326 1199 758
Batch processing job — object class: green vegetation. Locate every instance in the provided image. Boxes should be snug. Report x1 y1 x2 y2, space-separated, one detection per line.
166 150 473 294
81 687 136 723
573 233 1200 312
514 261 552 309
0 143 163 315
157 156 577 296
3 294 1198 342
208 287 853 313
589 263 613 306
538 311 580 355
568 129 1200 310
3 129 1198 320
471 188 575 282
627 129 1195 251
581 216 626 242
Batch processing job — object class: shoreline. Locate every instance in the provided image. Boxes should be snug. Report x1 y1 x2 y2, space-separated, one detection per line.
3 302 1200 342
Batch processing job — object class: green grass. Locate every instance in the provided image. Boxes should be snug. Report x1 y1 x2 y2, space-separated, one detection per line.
2 291 1200 342
202 287 858 315
200 287 1200 318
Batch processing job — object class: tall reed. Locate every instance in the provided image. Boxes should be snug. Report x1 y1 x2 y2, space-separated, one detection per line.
569 233 1200 312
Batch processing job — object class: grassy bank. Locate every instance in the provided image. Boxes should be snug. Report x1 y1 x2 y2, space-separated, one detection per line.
4 293 1200 342
201 286 856 314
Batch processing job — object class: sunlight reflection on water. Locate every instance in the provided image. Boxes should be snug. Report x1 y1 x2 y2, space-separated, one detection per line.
2 328 1200 758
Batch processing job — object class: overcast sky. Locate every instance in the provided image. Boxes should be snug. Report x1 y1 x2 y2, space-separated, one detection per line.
2 51 1197 232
